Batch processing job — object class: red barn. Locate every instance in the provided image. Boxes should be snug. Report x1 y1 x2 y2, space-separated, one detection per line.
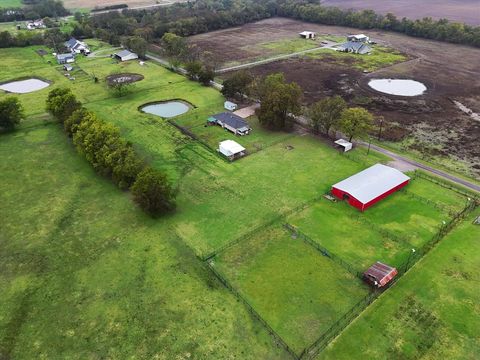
363 262 398 288
331 164 410 211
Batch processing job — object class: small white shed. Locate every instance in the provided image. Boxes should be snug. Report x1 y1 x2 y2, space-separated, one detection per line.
218 140 246 160
335 139 353 152
299 31 316 39
224 101 237 111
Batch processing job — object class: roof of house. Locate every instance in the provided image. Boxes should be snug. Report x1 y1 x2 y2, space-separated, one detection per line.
212 112 250 130
334 139 352 148
115 50 137 58
349 34 368 39
364 262 397 286
338 41 371 53
219 140 245 155
332 164 410 204
57 53 74 60
224 101 237 107
65 38 79 49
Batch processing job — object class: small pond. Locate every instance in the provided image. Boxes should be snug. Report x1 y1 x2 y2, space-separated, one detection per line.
368 79 426 96
140 101 191 118
0 78 50 94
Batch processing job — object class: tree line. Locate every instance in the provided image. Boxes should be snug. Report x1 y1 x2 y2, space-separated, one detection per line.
45 88 176 216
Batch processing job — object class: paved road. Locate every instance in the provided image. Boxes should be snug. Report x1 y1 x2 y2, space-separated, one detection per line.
216 42 338 74
360 142 480 193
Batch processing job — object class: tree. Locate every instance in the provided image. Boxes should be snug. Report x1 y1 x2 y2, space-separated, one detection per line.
221 70 253 99
124 36 147 58
256 73 302 130
0 97 24 132
184 60 202 80
131 167 176 216
46 88 81 122
198 67 215 86
339 107 374 142
309 96 346 137
43 28 65 51
161 32 188 62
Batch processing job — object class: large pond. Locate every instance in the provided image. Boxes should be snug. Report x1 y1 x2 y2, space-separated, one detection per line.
368 79 427 96
140 101 191 118
0 78 50 94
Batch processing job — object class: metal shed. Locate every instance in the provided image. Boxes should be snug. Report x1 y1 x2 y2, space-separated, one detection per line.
364 262 398 287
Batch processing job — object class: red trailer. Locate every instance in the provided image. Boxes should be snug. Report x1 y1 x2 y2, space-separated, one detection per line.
364 262 398 288
331 164 410 211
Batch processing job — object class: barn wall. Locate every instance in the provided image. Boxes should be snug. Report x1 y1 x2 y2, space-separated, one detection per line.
331 187 363 210
363 179 410 210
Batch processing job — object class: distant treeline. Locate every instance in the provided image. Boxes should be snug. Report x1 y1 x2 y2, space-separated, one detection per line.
77 0 480 48
91 4 128 13
277 0 480 47
0 0 68 22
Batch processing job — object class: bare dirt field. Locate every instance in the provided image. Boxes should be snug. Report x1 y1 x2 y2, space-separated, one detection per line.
322 0 480 26
190 18 480 178
63 0 174 10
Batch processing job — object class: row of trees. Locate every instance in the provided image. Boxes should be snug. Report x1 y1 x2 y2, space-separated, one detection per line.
45 88 176 216
278 0 480 47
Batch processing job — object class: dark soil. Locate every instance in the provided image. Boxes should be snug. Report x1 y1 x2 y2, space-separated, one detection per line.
105 73 144 85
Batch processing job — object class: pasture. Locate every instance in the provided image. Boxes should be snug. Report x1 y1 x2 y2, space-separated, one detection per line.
0 42 478 359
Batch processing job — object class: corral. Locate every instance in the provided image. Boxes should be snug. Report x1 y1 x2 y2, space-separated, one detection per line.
0 38 478 360
189 17 480 179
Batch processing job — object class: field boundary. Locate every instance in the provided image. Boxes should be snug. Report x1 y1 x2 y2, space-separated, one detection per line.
300 196 478 359
283 223 362 279
412 170 479 198
206 260 300 359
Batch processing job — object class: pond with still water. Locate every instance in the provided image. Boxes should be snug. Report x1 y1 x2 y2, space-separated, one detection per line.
0 78 50 94
140 101 191 118
368 79 426 96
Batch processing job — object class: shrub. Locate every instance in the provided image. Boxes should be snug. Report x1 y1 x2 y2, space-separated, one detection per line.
46 88 81 123
0 97 24 132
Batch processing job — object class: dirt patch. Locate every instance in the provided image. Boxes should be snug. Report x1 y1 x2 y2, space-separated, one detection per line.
205 18 480 177
105 73 144 85
322 0 480 26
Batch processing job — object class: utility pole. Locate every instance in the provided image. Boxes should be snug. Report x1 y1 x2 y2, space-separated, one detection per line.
377 116 384 141
367 136 372 155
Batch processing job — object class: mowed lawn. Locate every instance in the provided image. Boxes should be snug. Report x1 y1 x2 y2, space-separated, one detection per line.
0 0 21 7
287 176 469 270
0 121 290 360
214 226 370 355
321 208 480 360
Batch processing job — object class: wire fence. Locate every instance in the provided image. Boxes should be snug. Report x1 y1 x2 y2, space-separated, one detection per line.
300 197 478 359
283 223 362 279
206 260 300 359
412 170 479 199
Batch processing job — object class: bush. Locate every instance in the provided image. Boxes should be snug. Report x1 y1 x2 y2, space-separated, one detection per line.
0 97 24 132
46 88 81 123
131 167 176 216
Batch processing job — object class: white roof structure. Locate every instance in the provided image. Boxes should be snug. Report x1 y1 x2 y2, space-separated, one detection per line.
224 101 237 111
115 50 139 62
332 164 410 204
218 140 245 157
334 139 352 152
299 31 315 36
350 34 368 40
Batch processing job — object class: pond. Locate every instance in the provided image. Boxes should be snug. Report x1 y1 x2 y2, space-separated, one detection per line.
368 79 427 97
140 101 191 118
0 78 50 94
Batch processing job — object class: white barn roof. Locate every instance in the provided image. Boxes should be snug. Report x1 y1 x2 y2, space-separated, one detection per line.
218 140 245 156
332 164 410 204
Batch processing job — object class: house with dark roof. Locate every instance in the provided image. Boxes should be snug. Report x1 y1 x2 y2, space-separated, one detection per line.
208 112 251 136
337 41 371 54
65 38 90 54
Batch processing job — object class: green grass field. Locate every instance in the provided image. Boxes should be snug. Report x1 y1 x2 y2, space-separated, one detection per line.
321 207 480 360
0 0 21 8
214 226 370 355
1 43 478 359
305 46 408 72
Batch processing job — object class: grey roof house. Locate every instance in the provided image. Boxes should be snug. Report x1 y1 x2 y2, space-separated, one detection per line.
208 112 251 136
337 41 371 54
56 53 75 64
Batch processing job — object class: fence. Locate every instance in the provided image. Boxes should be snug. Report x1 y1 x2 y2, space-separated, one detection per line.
206 260 300 359
298 195 478 359
412 170 479 199
202 196 323 261
283 223 362 279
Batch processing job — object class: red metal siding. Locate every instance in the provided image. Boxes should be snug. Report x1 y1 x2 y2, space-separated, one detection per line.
331 179 409 211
